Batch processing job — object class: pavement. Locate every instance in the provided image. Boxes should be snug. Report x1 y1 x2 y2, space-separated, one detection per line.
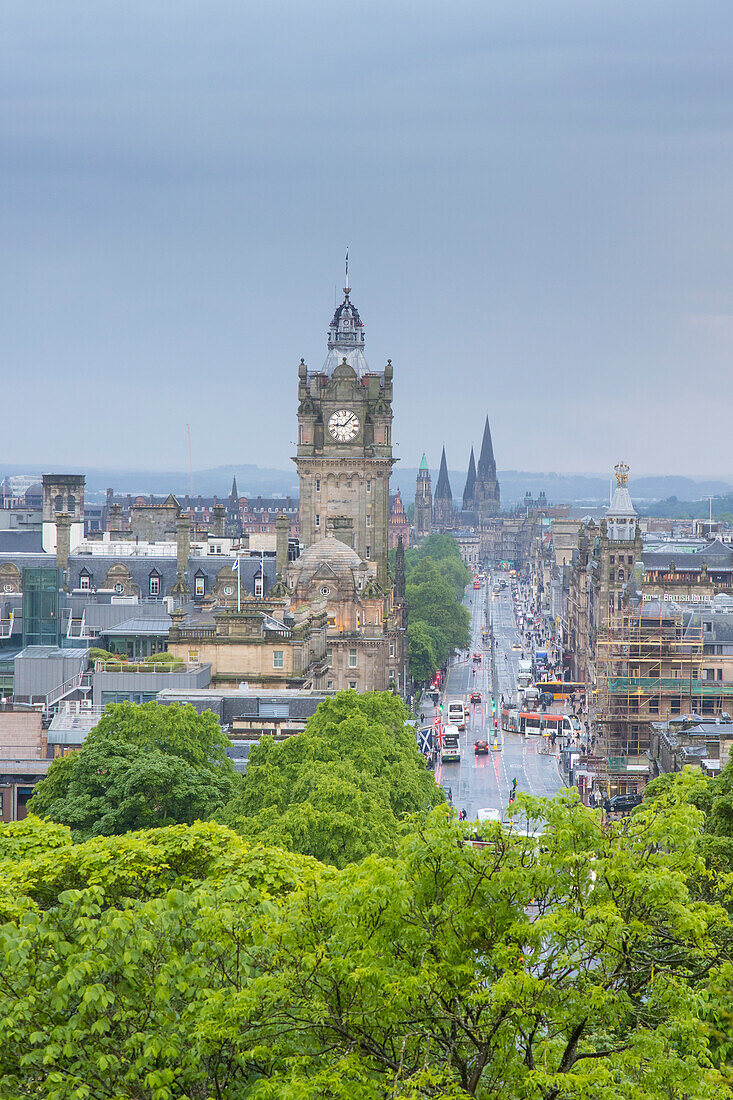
423 572 564 819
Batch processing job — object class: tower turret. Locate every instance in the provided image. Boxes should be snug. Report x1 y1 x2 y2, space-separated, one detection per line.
414 453 433 540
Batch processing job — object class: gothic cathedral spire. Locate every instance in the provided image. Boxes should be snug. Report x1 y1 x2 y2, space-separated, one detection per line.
462 446 476 509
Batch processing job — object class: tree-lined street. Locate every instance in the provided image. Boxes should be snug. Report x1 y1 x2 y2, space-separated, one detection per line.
428 573 564 818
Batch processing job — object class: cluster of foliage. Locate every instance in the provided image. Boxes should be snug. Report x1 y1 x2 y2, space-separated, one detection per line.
88 647 184 669
28 702 241 840
398 534 471 681
1 774 733 1098
219 691 443 867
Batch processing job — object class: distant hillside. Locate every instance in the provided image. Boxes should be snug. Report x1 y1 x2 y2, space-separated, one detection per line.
639 494 733 520
3 461 731 508
0 463 300 500
391 469 733 507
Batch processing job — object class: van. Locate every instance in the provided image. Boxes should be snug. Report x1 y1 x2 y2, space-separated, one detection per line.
447 700 466 731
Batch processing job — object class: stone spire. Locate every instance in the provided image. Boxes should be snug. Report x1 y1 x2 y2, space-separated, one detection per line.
473 415 500 519
462 446 476 509
433 446 454 530
477 416 496 479
435 447 452 502
226 475 242 539
395 534 406 599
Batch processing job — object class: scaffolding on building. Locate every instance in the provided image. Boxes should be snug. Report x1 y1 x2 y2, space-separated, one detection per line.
593 603 706 790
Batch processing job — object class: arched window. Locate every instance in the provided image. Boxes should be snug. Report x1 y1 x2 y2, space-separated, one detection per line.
54 493 64 513
67 494 76 512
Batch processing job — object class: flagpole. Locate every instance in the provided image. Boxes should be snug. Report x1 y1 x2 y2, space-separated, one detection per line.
237 554 241 612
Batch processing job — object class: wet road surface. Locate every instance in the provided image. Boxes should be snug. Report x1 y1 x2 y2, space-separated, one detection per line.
425 573 564 819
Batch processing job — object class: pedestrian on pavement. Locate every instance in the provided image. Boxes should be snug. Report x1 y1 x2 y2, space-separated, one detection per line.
420 712 424 723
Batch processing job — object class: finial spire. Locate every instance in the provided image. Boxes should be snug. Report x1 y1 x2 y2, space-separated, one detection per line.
345 246 350 294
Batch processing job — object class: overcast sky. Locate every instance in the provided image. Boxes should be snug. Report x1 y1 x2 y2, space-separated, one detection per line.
3 1 733 479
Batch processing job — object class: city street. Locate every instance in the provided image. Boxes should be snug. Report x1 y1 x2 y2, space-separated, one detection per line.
427 574 564 819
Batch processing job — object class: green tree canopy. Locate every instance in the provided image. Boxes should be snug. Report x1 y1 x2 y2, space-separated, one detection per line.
0 792 730 1098
406 558 470 660
219 691 443 867
407 620 439 682
394 533 471 682
28 702 241 841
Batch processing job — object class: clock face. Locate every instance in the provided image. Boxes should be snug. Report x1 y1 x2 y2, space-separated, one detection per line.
328 408 360 442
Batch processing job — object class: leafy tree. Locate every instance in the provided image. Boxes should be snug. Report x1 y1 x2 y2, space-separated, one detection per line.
29 702 240 840
0 793 730 1098
407 620 439 682
210 793 732 1098
396 536 471 681
406 558 470 661
220 691 443 866
88 700 232 767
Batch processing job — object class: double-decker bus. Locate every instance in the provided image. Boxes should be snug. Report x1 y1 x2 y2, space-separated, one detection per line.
447 700 467 731
440 725 461 763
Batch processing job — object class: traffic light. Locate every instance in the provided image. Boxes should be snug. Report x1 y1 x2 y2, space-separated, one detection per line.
493 717 498 729
491 697 496 714
439 702 444 714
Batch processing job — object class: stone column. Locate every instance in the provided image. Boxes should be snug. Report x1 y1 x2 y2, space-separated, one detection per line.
276 513 290 578
108 502 123 536
55 513 72 590
212 504 226 538
176 515 191 575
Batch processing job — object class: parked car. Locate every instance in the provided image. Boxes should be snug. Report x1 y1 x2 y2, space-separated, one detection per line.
474 740 489 755
607 792 642 813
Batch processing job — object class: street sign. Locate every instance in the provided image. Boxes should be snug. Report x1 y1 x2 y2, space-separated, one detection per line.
609 757 627 772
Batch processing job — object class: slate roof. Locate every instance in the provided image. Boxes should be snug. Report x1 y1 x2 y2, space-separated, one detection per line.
643 539 733 573
0 531 43 552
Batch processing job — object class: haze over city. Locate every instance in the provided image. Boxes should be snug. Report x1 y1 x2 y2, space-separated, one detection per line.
4 0 733 476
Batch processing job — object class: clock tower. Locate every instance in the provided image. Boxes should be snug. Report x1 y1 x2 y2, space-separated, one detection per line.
295 281 394 588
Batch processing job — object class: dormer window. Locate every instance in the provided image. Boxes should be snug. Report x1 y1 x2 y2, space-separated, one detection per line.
148 572 161 597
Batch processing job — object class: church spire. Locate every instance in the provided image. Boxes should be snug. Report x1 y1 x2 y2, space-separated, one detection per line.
433 446 454 531
435 446 452 501
229 475 238 501
477 415 496 477
462 446 476 509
